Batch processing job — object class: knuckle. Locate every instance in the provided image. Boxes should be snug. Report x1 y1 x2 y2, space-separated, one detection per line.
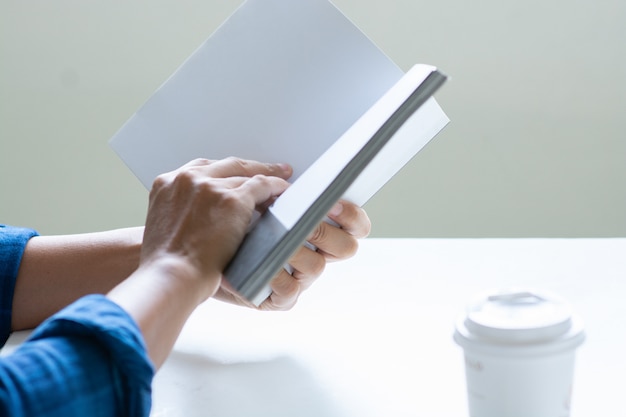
207 187 245 214
172 169 197 191
251 174 270 186
342 203 371 238
309 223 329 245
219 191 242 209
307 254 326 277
340 200 358 219
149 172 177 199
283 279 300 300
191 157 210 165
342 237 359 259
269 274 300 308
195 179 222 198
225 156 249 171
151 173 169 190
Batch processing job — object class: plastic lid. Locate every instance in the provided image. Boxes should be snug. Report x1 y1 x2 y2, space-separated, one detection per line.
454 289 585 355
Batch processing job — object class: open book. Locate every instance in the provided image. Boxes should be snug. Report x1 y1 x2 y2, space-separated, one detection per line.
109 0 450 304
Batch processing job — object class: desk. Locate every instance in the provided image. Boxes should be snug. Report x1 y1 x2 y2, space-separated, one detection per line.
5 239 626 416
148 238 625 417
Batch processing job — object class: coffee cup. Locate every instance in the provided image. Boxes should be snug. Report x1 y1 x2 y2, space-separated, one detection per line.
454 289 585 417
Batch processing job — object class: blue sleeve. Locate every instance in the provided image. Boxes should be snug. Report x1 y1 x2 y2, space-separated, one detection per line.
0 295 155 417
0 225 39 346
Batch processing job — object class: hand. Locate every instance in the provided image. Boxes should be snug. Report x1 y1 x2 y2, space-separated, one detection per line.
214 200 371 310
108 157 292 367
139 157 292 302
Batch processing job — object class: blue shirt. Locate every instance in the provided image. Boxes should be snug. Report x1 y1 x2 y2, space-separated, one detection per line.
0 225 155 416
0 225 38 345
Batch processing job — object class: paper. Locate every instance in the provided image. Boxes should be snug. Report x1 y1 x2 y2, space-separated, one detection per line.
270 65 444 229
109 0 448 195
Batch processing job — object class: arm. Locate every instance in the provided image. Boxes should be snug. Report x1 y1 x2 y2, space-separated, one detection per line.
105 158 371 368
12 193 371 330
1 296 154 417
4 157 368 338
11 227 143 331
0 158 291 417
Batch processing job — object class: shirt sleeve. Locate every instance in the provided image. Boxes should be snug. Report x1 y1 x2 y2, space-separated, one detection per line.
0 225 39 346
0 294 155 417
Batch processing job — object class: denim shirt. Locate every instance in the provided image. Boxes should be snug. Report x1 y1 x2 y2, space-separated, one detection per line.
0 225 154 417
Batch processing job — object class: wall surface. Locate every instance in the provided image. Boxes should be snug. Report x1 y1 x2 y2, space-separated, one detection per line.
1 0 624 237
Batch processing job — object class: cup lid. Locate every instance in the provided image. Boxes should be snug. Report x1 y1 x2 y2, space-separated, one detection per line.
454 289 585 354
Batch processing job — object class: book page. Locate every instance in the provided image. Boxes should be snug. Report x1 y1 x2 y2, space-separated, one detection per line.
269 65 449 229
109 0 406 188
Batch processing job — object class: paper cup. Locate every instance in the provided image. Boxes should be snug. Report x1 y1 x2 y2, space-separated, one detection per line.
454 289 585 417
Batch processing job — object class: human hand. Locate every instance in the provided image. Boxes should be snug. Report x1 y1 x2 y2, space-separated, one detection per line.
139 158 292 303
214 199 371 310
107 157 291 368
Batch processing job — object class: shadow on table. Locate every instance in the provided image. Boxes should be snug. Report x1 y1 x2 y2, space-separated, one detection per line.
151 349 347 417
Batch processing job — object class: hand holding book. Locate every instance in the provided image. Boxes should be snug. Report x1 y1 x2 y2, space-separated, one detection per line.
109 0 450 304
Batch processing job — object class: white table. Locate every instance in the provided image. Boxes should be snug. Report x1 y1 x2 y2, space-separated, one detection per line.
4 239 625 416
149 238 625 417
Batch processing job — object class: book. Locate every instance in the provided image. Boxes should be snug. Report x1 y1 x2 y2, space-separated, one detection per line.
109 0 450 305
226 65 446 304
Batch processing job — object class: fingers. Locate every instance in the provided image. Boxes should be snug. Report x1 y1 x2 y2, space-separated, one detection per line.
327 201 371 239
257 244 326 311
259 201 371 310
306 200 370 261
156 159 370 312
236 174 290 209
154 158 292 218
145 158 292 280
180 157 293 180
288 245 325 286
262 269 300 310
261 266 313 311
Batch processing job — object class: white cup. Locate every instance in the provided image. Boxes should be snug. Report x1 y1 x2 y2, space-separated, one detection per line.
454 289 585 417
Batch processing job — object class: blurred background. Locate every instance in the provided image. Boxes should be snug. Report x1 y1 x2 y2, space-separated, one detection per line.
1 0 624 237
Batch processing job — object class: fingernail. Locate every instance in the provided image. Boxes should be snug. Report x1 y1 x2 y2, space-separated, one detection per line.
277 163 292 173
329 202 343 217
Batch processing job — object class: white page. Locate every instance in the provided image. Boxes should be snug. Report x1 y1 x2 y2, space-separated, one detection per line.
269 64 445 229
342 97 447 204
109 0 411 187
230 65 447 305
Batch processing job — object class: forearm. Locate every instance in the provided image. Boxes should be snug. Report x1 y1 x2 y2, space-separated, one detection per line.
107 257 217 369
12 227 143 330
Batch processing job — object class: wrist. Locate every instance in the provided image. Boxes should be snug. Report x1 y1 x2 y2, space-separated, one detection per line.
138 254 221 305
107 252 221 369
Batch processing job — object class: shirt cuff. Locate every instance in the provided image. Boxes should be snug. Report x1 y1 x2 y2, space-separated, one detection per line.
28 294 155 413
0 225 39 346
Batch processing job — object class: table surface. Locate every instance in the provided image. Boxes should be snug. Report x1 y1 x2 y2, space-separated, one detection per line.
6 238 626 416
